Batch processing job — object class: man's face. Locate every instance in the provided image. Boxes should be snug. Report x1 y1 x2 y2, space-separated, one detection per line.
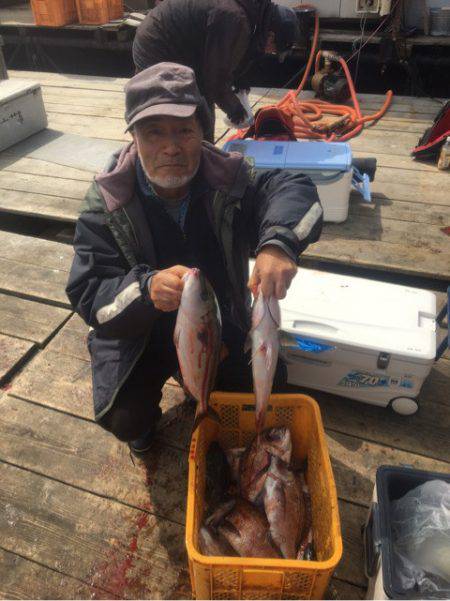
133 115 203 191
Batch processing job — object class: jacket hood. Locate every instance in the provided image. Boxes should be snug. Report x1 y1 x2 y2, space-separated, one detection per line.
95 141 251 213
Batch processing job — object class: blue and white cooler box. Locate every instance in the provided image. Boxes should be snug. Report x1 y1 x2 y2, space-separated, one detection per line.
277 268 445 415
223 139 371 223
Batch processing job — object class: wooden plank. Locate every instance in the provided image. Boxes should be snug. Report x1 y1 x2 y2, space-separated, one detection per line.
0 395 188 524
326 579 366 600
0 293 70 346
0 258 72 307
46 316 90 362
0 548 117 600
0 155 94 182
304 237 450 280
374 165 450 188
350 197 450 226
10 350 93 419
327 430 450 508
314 387 450 463
44 112 227 143
0 232 73 306
0 189 82 223
352 150 442 173
9 70 129 92
322 214 450 251
0 171 90 200
0 334 34 385
9 347 187 437
335 501 367 588
0 231 73 272
367 180 450 207
0 462 188 600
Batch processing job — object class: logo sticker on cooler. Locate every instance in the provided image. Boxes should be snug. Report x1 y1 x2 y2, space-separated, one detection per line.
339 371 414 389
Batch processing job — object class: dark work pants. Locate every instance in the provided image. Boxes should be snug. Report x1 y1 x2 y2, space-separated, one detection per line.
98 315 287 442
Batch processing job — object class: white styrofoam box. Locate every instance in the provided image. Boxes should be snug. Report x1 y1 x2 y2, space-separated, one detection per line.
223 140 353 223
0 79 47 152
278 268 437 409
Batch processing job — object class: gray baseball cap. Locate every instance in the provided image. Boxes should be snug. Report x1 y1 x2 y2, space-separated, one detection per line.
124 62 208 131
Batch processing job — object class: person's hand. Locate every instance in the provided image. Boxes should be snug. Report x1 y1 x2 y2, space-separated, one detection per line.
149 265 190 312
227 103 247 127
248 245 297 299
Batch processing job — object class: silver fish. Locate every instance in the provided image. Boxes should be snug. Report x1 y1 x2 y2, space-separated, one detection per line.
250 292 280 432
264 455 305 559
174 268 221 431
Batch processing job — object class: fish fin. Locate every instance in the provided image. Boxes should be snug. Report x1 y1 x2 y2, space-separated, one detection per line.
192 405 221 433
265 343 273 371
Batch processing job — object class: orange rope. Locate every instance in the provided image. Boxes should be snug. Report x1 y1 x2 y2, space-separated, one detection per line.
264 6 394 141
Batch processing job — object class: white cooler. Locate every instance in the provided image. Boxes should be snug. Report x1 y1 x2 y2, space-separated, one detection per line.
223 139 371 223
0 79 47 152
278 268 441 415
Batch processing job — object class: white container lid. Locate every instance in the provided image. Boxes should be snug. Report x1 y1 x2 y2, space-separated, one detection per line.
224 140 353 172
0 79 41 105
278 268 437 362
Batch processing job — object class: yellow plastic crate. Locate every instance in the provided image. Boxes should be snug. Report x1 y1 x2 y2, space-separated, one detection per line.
186 392 343 600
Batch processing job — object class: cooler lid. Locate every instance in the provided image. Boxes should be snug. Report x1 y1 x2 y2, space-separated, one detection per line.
277 267 437 362
0 79 41 105
224 140 352 171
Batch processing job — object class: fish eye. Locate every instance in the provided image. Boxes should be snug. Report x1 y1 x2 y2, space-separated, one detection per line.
200 291 209 302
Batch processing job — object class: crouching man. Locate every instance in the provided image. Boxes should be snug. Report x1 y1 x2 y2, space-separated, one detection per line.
66 62 323 454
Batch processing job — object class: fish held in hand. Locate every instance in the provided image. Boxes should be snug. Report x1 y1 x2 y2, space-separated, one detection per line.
264 456 305 559
174 268 222 431
240 427 292 504
217 498 280 559
250 292 281 432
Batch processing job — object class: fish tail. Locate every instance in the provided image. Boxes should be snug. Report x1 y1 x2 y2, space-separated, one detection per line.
192 405 221 433
255 407 266 434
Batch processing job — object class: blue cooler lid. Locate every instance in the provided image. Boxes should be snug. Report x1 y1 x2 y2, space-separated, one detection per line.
223 139 352 172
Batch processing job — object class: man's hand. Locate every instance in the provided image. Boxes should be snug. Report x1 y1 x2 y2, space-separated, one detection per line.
149 265 190 312
248 245 297 299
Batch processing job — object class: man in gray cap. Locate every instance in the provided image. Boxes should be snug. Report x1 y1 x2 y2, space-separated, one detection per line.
66 63 322 454
133 0 300 140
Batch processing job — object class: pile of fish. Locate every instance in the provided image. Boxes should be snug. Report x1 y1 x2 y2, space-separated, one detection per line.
200 426 315 561
174 267 281 433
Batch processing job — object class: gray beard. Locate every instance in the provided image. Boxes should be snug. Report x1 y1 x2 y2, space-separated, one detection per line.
139 154 200 191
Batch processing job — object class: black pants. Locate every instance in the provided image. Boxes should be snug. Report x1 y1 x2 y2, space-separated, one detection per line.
99 315 287 441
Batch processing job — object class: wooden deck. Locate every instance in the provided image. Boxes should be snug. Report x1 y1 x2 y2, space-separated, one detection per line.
0 70 449 600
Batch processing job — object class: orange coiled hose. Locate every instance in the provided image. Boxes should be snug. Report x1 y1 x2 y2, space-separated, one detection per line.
271 6 393 141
